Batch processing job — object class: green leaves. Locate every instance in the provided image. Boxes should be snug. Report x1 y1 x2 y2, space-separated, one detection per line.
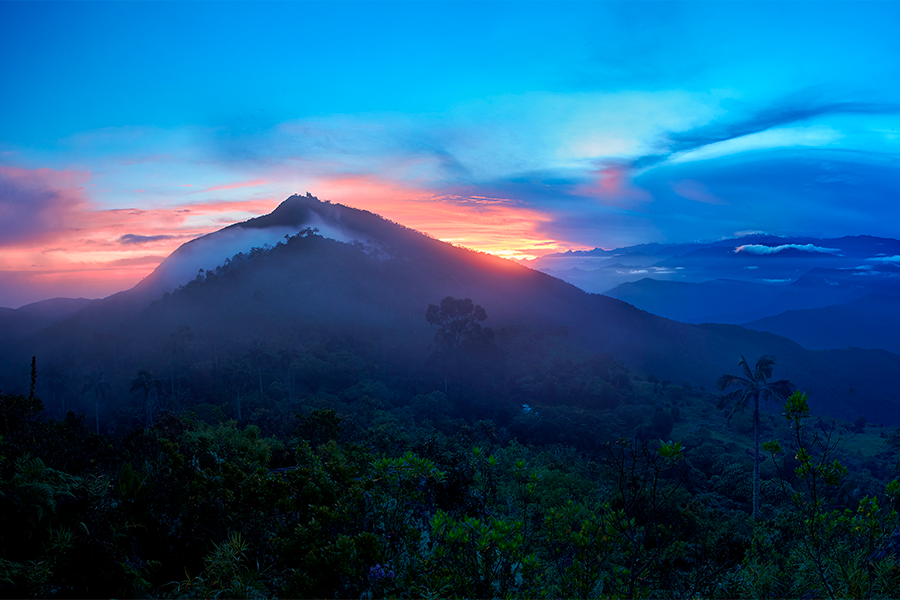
657 440 685 462
782 390 811 422
763 439 782 455
886 479 900 502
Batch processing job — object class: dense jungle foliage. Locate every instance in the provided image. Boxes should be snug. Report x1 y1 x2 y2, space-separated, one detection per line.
4 311 900 598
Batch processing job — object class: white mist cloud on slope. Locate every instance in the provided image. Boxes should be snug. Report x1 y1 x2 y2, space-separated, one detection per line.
141 202 359 297
735 244 841 255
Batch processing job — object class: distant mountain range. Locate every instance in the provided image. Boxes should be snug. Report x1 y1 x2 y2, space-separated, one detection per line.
0 297 95 347
2 194 899 425
527 234 900 353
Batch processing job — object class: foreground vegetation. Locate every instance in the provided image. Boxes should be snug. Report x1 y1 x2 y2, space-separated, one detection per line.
3 346 900 597
3 270 899 597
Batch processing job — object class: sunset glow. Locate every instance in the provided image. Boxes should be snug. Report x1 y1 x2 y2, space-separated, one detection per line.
2 1 899 307
310 175 584 260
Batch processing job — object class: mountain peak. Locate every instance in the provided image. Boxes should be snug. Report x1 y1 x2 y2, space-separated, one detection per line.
235 192 322 230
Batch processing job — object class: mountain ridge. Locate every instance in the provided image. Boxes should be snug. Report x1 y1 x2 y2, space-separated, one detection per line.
2 195 899 425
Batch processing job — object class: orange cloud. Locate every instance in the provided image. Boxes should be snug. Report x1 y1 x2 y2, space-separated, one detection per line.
310 174 584 260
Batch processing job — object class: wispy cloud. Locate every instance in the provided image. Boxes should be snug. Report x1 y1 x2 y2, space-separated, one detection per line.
867 255 900 263
635 94 900 169
108 255 167 266
119 233 175 245
736 244 841 255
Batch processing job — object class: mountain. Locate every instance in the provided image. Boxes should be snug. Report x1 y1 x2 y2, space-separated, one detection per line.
744 293 900 354
537 235 900 340
0 297 95 348
604 278 786 323
2 194 900 425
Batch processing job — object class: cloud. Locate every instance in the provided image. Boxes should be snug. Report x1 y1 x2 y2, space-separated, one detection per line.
667 99 894 155
735 244 841 255
577 162 653 207
867 255 900 263
306 174 577 260
119 233 175 245
652 92 900 166
0 166 89 246
627 146 900 244
634 94 900 169
108 255 167 266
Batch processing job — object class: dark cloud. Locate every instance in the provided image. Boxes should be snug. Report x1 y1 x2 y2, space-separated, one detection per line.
633 148 900 241
119 233 175 245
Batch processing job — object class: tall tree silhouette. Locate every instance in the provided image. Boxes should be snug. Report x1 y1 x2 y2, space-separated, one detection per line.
244 341 272 397
130 369 164 426
425 296 495 399
81 371 110 435
718 354 794 520
426 297 490 352
276 348 301 402
227 356 254 421
169 325 194 398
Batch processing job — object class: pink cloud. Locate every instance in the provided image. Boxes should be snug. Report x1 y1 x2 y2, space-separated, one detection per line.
577 162 653 206
0 165 282 306
0 165 90 246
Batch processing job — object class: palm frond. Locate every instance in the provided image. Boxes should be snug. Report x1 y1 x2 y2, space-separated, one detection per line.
717 374 749 392
755 355 777 381
767 379 795 400
718 388 750 414
725 390 753 423
738 355 754 381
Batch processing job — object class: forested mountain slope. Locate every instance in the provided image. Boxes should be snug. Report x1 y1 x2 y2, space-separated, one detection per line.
2 194 898 424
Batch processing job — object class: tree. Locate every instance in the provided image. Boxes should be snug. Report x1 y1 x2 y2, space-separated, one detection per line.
426 297 490 352
425 297 495 398
243 341 271 398
276 348 301 402
717 354 794 520
169 325 194 398
81 371 110 435
130 369 164 426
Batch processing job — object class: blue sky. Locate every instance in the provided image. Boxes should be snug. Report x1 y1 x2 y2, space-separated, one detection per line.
1 1 899 306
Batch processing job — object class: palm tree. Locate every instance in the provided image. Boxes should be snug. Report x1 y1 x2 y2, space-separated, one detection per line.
718 355 794 520
81 371 110 435
130 369 164 426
